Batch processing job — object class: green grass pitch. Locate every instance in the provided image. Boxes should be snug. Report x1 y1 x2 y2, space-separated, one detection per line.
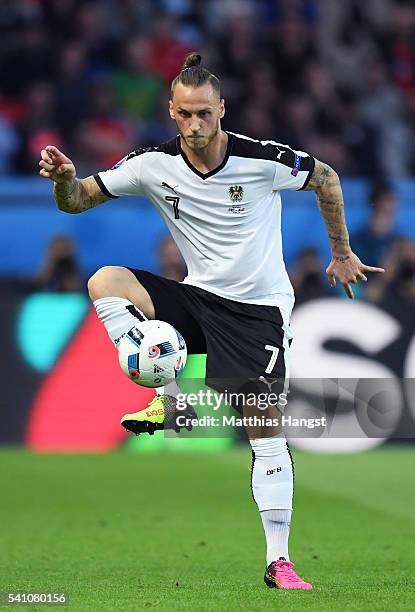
1 445 414 611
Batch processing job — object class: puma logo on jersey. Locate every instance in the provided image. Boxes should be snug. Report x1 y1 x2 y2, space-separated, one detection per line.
275 147 286 160
162 182 179 193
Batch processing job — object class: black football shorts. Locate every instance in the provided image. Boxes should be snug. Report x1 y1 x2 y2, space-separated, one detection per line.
126 268 292 410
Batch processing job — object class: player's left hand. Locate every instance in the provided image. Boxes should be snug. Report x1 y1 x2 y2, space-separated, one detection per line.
326 251 385 300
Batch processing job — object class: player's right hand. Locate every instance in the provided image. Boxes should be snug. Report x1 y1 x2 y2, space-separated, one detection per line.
39 145 76 183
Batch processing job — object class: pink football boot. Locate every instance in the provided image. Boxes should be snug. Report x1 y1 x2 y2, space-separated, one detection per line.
264 558 313 590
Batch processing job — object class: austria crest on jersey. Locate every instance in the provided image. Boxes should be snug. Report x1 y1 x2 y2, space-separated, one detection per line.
229 185 244 202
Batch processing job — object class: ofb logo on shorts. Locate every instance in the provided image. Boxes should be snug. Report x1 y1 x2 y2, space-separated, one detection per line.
229 185 244 202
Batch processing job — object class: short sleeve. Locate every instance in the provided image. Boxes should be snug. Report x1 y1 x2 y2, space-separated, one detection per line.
270 143 315 191
93 150 145 198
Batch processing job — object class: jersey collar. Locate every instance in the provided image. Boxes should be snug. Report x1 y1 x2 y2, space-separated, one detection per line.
176 132 234 180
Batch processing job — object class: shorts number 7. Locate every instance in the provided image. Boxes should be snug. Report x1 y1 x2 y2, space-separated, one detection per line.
264 344 280 374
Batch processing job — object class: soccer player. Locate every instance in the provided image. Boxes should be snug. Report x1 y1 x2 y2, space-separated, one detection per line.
39 53 384 591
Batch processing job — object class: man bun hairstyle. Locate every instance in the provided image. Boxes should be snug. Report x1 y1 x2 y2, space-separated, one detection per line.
171 52 220 97
182 52 202 69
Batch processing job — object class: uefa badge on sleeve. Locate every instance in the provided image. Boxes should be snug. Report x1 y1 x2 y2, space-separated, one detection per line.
291 154 301 176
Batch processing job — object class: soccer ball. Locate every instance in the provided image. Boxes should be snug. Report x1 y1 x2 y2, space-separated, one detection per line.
118 320 187 388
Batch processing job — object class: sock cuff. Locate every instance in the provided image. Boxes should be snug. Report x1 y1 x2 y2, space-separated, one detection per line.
93 296 133 310
249 435 288 457
93 297 147 324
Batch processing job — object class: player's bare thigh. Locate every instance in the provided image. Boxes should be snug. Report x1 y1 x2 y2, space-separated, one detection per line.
87 266 155 319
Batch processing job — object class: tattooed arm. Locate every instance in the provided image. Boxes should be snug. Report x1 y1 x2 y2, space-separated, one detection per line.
53 176 109 214
39 145 110 213
305 160 384 299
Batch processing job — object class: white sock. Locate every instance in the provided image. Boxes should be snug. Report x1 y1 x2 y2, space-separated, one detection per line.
249 435 294 564
93 297 147 347
93 297 174 398
260 509 291 564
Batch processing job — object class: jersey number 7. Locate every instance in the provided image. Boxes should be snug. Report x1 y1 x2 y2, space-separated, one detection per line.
165 196 180 219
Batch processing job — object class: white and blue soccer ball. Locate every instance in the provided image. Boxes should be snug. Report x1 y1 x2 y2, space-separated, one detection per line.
118 320 187 388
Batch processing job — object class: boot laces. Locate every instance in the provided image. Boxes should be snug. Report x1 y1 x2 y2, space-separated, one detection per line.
273 561 304 584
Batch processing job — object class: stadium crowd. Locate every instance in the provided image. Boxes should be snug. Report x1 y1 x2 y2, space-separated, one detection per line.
1 0 414 312
1 0 415 178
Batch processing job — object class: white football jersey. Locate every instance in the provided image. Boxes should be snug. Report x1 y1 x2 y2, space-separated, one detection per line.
95 132 315 315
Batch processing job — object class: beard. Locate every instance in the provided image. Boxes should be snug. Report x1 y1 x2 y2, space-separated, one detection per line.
182 123 219 150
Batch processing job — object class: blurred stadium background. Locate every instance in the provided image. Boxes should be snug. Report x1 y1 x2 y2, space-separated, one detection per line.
1 1 415 609
1 0 414 450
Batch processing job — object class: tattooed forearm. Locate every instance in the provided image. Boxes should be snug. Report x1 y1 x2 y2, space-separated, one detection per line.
329 234 349 245
54 179 78 212
305 160 351 256
54 177 109 214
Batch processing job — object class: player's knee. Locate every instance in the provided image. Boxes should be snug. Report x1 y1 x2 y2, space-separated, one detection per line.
87 266 130 301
